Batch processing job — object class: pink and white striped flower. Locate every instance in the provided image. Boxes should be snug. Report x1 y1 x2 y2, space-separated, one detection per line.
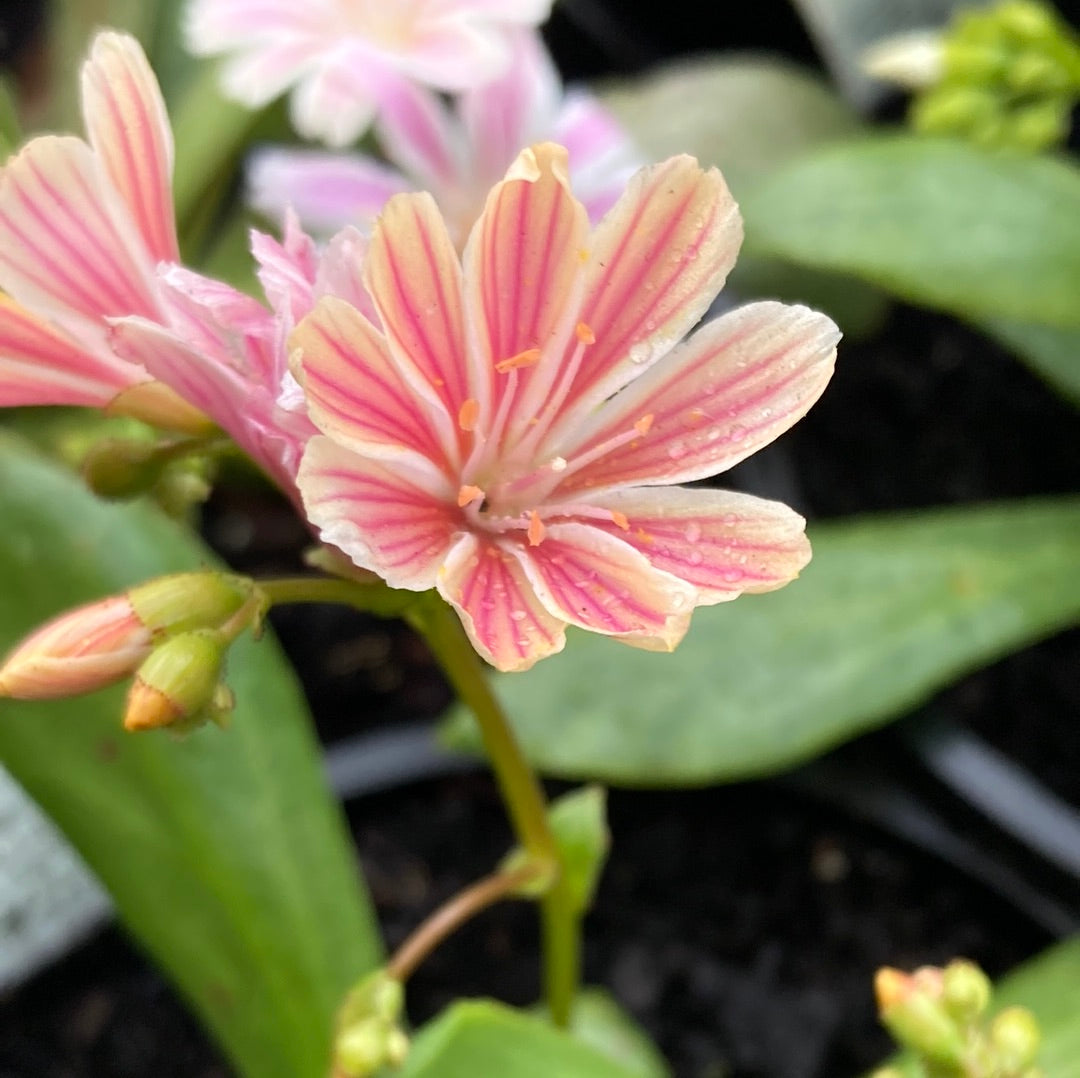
292 143 841 672
249 32 639 246
0 32 207 433
185 0 555 147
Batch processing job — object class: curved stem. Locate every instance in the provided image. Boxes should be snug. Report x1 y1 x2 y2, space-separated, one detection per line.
387 862 544 983
412 596 580 1027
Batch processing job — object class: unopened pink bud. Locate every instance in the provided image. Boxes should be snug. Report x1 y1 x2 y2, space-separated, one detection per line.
0 596 151 700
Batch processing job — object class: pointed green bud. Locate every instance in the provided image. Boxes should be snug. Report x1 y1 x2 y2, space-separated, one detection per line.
943 40 1009 81
875 967 966 1065
1009 97 1071 149
942 959 992 1025
997 1 1061 45
911 85 1001 136
333 972 408 1077
989 1006 1041 1072
1008 51 1071 93
123 629 227 732
128 572 256 638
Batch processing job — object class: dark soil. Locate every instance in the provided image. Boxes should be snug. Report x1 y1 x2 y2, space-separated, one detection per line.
3 2 1080 1077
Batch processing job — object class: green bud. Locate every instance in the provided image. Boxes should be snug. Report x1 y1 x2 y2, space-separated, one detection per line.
997 1 1061 46
942 960 992 1025
875 968 966 1065
128 572 255 639
989 1006 1041 1072
82 438 167 499
1008 50 1071 93
123 629 227 733
943 40 1009 81
1008 97 1071 150
334 972 408 1077
912 84 1001 135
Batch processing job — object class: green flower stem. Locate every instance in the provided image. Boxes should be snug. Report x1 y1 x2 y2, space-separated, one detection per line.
257 578 581 1025
414 595 579 1027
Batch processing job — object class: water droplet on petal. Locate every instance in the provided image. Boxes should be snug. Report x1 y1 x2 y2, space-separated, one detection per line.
510 609 528 621
721 568 744 583
685 522 702 543
667 441 688 461
687 549 704 566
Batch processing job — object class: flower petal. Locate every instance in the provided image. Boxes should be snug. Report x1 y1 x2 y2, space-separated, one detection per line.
315 226 380 324
251 211 318 327
299 435 457 591
248 147 409 233
558 301 840 493
363 192 472 439
462 142 590 429
0 136 157 324
291 294 456 471
81 32 179 263
438 533 566 672
555 155 742 428
376 79 459 190
520 521 695 646
0 294 140 407
578 486 811 602
289 52 382 147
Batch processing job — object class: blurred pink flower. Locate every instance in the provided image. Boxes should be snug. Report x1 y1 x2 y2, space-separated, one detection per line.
249 33 639 245
293 143 840 671
185 0 555 147
0 32 207 432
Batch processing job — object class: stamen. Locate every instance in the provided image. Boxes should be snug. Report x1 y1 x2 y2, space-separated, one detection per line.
457 484 484 508
458 398 480 432
611 510 630 531
495 347 542 373
527 511 546 547
575 321 595 346
634 413 655 436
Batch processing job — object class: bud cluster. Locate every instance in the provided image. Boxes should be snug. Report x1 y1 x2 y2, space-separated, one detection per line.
872 960 1043 1077
0 572 264 734
914 0 1080 150
331 971 409 1078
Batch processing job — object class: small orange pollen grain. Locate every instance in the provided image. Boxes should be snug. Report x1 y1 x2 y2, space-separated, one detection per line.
611 510 630 531
635 527 654 545
457 484 483 508
577 247 590 264
495 347 542 373
575 321 595 345
634 414 655 436
458 398 480 431
527 511 546 547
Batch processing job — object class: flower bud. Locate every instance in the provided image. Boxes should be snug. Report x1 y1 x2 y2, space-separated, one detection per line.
82 438 169 499
0 596 152 699
942 959 992 1025
105 380 215 436
333 972 408 1077
874 966 966 1065
123 630 227 732
128 572 255 637
989 1006 1041 1071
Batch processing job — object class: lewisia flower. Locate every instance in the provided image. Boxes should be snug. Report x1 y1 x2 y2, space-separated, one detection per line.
249 32 639 245
292 143 841 672
0 32 206 432
185 0 555 147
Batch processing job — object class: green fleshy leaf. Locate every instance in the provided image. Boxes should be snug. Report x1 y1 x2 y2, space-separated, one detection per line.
564 989 671 1078
741 137 1080 329
549 787 610 916
399 1000 646 1078
442 499 1080 785
980 318 1080 408
868 935 1080 1076
600 55 888 336
0 436 381 1077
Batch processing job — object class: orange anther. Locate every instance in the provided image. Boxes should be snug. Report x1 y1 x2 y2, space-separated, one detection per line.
575 321 596 345
610 510 630 531
495 347 542 373
634 413 655 436
458 398 480 431
527 511 546 547
457 485 484 508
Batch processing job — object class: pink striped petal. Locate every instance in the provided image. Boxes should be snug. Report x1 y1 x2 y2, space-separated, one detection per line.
185 0 322 48
0 137 157 326
438 533 567 672
462 142 589 427
248 148 409 233
398 22 510 90
555 155 742 429
363 192 472 437
251 212 318 327
558 302 840 494
520 522 695 646
459 32 559 186
376 80 459 190
291 295 456 470
580 486 811 602
0 295 141 407
315 226 380 324
299 436 457 590
81 32 178 264
289 51 383 147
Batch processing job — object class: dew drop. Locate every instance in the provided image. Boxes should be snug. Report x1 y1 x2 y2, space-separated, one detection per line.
667 441 688 460
722 513 738 526
721 568 744 583
628 342 653 364
510 609 528 621
685 522 702 543
729 424 747 442
687 549 704 566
